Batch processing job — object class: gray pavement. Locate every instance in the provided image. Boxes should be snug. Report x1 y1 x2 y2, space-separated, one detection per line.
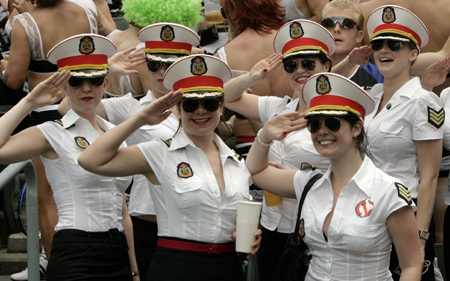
0 275 10 281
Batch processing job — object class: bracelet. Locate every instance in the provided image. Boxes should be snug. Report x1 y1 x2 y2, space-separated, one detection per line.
256 128 274 146
131 270 140 276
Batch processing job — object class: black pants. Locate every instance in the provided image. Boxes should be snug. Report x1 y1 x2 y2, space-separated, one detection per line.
443 206 450 280
147 243 244 281
390 205 436 281
257 226 290 281
47 229 131 281
131 216 158 281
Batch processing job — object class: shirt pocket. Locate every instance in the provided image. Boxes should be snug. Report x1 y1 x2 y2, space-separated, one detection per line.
173 175 203 208
342 222 386 252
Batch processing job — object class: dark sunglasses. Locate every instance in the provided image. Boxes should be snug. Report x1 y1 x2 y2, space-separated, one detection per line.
182 98 221 113
68 76 105 88
370 39 403 52
283 58 316 73
147 61 173 72
321 17 357 29
307 117 343 133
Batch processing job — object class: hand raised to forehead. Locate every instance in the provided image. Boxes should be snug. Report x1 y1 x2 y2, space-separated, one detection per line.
249 53 283 84
139 89 183 126
25 70 71 109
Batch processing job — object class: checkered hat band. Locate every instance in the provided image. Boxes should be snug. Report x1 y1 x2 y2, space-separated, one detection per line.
282 38 329 57
173 76 223 91
370 24 420 46
145 41 192 55
308 95 365 119
57 54 108 70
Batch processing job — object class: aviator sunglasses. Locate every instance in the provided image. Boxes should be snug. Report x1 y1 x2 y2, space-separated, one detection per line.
68 76 105 88
307 117 344 133
182 98 221 113
321 17 357 29
370 39 404 52
283 59 316 73
147 60 173 72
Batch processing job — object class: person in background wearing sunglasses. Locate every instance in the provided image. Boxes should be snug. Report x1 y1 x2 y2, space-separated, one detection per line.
78 54 261 281
0 34 140 280
245 72 422 281
58 22 201 281
321 0 383 91
224 19 335 281
364 6 444 281
104 0 203 98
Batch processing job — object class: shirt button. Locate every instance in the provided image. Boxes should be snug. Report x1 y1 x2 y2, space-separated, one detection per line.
386 103 391 109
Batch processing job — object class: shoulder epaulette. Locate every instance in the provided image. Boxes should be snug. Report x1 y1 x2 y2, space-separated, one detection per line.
53 119 63 126
233 151 242 161
300 162 316 171
162 139 172 147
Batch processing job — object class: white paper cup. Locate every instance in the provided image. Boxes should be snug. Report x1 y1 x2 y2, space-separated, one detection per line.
236 201 262 253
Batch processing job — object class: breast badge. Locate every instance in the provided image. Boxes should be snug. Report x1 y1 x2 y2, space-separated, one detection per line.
177 162 194 178
355 198 374 218
74 136 90 148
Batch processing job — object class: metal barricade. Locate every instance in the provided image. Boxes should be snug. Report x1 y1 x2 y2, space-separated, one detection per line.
0 161 39 281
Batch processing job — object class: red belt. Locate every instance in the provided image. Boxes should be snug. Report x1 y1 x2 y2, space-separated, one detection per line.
157 238 236 255
236 136 255 143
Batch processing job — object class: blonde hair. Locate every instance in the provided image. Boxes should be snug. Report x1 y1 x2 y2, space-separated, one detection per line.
322 0 364 30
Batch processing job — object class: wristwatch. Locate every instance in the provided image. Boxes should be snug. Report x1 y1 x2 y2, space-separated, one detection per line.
418 230 429 240
131 270 140 276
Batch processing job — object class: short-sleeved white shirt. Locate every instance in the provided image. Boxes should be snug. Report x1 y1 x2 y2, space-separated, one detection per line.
439 88 450 204
365 78 444 198
294 157 416 281
102 92 179 216
37 109 132 232
138 129 252 243
258 96 330 233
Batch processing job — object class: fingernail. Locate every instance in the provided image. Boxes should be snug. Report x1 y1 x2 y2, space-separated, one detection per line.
264 69 268 72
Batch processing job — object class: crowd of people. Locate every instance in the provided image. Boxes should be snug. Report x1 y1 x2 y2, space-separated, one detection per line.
0 0 450 280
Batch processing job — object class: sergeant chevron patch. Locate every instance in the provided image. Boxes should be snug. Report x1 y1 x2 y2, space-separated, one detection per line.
428 107 444 128
395 182 412 205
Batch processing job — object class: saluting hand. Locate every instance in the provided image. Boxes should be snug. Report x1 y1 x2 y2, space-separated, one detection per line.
25 70 71 109
139 90 183 126
420 57 450 92
259 112 306 144
248 53 283 83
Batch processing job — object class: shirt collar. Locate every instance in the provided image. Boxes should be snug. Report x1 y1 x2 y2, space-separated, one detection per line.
61 109 114 132
169 129 241 163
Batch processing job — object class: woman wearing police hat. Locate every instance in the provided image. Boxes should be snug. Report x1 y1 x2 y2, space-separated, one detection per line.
78 54 261 281
364 6 444 280
0 34 139 280
246 72 422 280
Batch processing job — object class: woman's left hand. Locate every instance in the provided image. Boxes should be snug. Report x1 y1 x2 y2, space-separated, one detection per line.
231 229 262 259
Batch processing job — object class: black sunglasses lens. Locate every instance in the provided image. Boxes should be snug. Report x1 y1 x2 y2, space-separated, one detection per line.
301 59 316 71
68 77 84 88
307 119 320 133
203 99 220 112
148 61 162 72
387 40 402 52
324 117 341 131
321 18 335 28
182 99 199 113
342 18 355 29
283 60 298 73
370 40 384 51
89 76 105 86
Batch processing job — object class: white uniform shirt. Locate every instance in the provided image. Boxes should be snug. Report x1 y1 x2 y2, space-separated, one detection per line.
258 96 330 233
439 88 450 204
102 92 179 216
138 129 252 243
37 109 132 232
294 157 416 281
364 78 444 198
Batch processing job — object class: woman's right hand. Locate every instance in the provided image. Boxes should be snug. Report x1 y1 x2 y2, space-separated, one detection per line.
25 70 71 108
138 89 183 125
248 53 283 84
259 112 306 143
